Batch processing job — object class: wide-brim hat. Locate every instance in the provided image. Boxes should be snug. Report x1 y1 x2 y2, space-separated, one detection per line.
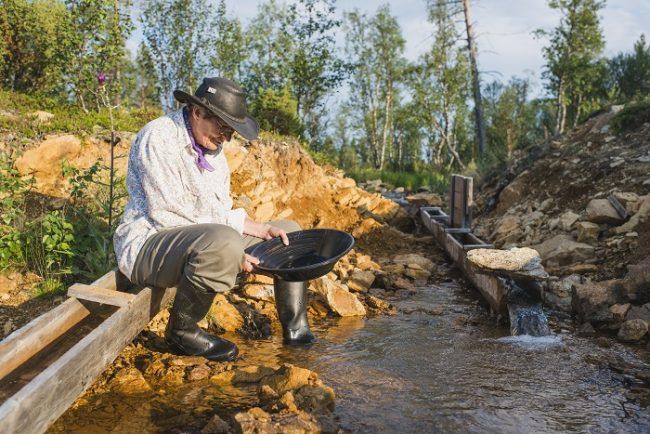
174 77 259 140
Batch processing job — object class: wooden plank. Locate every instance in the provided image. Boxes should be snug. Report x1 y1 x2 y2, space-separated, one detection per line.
0 285 176 434
68 283 136 307
444 227 471 234
0 299 91 382
607 194 628 220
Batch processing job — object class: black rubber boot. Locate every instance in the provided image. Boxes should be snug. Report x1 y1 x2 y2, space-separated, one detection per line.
274 277 316 344
165 276 238 361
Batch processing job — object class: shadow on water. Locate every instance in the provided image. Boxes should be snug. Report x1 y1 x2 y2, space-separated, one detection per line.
53 281 650 433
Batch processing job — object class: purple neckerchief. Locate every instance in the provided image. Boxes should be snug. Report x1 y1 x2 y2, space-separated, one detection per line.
183 107 215 172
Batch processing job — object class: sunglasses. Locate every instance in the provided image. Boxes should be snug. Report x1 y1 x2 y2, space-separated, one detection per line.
206 114 234 135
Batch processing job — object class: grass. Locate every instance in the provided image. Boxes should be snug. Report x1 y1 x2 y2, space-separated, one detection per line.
0 90 161 138
345 168 449 193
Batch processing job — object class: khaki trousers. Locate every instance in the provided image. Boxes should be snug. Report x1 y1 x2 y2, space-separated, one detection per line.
130 220 300 293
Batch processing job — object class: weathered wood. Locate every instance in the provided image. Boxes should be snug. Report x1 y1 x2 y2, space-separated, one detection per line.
0 298 91 381
449 175 473 229
607 194 629 220
0 285 176 434
422 203 506 316
68 283 136 307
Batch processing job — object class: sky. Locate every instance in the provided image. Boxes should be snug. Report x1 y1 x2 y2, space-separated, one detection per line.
216 0 649 97
127 0 648 99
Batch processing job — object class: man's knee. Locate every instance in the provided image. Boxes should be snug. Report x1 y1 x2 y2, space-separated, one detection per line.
198 224 245 258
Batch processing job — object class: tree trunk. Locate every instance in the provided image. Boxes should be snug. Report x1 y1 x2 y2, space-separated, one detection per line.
555 76 566 134
463 0 487 155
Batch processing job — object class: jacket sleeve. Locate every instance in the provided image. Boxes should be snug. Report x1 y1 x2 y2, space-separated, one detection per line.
133 128 197 229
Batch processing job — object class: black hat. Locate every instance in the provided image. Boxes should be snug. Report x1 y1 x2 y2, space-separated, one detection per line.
174 77 259 140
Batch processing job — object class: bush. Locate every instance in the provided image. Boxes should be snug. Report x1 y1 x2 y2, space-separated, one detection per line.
611 101 650 134
345 168 448 193
250 86 304 137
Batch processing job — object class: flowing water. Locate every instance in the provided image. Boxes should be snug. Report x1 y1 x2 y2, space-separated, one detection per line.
54 281 650 433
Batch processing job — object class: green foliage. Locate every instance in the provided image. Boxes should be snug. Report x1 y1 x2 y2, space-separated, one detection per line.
611 101 650 134
608 34 650 102
140 0 216 110
0 0 71 96
410 0 471 170
0 158 31 270
346 168 448 193
344 5 406 170
536 0 606 133
285 0 350 148
250 87 304 137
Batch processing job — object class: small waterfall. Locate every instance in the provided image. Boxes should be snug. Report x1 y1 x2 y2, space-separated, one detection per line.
504 279 551 337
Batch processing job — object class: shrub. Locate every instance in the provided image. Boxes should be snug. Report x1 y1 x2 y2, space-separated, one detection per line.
611 101 650 134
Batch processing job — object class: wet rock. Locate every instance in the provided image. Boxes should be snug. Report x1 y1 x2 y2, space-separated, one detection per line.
362 294 396 315
403 264 431 281
278 391 299 412
346 269 375 293
617 319 648 342
200 414 230 434
109 367 152 395
168 356 208 367
559 211 580 231
532 235 595 267
233 365 276 383
295 383 336 411
260 364 313 396
545 274 582 312
392 253 434 271
466 247 548 281
572 280 623 323
234 408 321 434
203 294 244 332
585 199 624 225
576 222 600 244
188 365 211 381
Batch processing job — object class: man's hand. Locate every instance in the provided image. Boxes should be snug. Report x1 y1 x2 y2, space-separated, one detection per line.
243 217 289 246
242 253 260 273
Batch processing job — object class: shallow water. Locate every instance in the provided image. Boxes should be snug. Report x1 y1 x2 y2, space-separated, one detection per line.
54 281 650 433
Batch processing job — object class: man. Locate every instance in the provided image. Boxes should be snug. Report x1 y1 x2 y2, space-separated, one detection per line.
114 77 314 362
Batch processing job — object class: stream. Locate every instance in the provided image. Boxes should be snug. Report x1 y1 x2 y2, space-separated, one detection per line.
53 279 650 433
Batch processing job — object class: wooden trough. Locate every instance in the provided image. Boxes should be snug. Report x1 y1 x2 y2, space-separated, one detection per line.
0 271 175 433
420 175 508 316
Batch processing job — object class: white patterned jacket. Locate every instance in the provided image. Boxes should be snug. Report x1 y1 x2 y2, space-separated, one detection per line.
113 108 246 279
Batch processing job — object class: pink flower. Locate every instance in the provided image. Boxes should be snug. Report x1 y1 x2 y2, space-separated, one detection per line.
97 72 106 85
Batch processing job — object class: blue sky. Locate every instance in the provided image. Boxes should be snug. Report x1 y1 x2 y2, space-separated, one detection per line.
128 0 648 97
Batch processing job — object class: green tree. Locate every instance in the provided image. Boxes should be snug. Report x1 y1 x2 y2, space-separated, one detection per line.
536 0 605 133
286 0 349 149
210 1 246 81
135 42 161 108
242 0 294 99
0 0 71 96
344 5 406 170
608 34 650 102
64 0 134 109
484 77 537 160
140 0 216 110
249 86 304 136
410 0 471 170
